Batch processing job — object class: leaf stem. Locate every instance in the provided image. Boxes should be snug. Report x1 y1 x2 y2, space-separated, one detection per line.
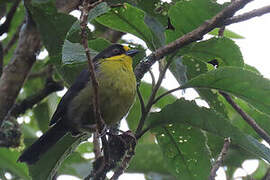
220 91 270 145
209 138 231 180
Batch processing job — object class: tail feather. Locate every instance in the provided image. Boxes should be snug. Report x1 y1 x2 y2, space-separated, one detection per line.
18 121 68 164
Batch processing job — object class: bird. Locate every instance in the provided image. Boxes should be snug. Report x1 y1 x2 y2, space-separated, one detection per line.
18 44 138 164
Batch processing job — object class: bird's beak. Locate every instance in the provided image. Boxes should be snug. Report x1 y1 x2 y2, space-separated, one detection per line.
126 49 139 57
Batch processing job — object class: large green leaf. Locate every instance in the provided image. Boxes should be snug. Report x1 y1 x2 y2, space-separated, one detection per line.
182 56 227 115
181 67 270 116
96 3 155 50
185 37 244 67
66 2 110 43
166 0 222 43
28 134 89 180
58 152 92 178
147 99 270 163
33 102 50 133
0 149 30 180
153 124 211 179
27 0 76 63
128 144 171 175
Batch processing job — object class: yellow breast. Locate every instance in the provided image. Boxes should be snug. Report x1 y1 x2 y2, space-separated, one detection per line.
97 54 136 125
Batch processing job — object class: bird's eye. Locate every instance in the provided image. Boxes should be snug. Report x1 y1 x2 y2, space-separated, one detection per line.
113 48 120 54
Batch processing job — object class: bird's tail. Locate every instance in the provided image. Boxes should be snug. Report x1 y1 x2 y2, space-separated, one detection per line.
18 121 68 164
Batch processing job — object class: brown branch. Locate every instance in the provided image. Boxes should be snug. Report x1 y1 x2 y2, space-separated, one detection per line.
110 152 133 180
224 5 270 26
149 69 155 90
10 78 63 117
136 84 146 115
93 131 101 159
28 65 53 79
135 60 171 135
220 91 270 145
209 138 231 180
134 0 253 81
0 43 3 76
80 1 112 180
0 11 41 126
0 0 21 35
80 0 104 134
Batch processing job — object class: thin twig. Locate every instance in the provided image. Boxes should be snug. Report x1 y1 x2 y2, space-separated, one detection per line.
110 148 134 180
3 22 23 55
149 69 155 90
209 138 231 180
135 126 151 140
0 0 21 35
135 60 171 135
224 5 270 26
28 65 53 79
10 78 63 117
153 86 181 105
93 131 101 159
80 0 104 132
80 1 110 179
220 91 270 145
136 84 146 115
218 26 225 37
0 43 3 76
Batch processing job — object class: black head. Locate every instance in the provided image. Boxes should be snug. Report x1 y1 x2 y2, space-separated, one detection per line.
93 44 138 61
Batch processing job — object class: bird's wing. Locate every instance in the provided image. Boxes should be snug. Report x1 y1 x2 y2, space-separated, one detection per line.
49 69 90 126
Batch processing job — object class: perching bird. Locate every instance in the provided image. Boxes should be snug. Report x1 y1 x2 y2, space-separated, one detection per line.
18 44 138 164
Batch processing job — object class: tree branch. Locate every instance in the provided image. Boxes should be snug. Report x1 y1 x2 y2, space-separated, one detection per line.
0 43 3 76
0 11 41 126
10 78 63 117
220 91 270 145
224 5 270 26
209 138 231 180
134 0 253 81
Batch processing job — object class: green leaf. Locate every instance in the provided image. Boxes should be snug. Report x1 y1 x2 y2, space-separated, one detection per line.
153 124 211 179
128 144 171 175
251 160 269 179
0 149 30 179
33 102 50 132
182 56 227 115
147 99 270 163
60 38 111 85
181 67 270 116
29 134 89 180
27 0 76 63
96 3 155 50
145 173 176 180
166 0 222 43
58 152 92 178
186 37 244 67
168 57 188 86
144 14 165 49
62 40 98 65
66 2 110 43
209 28 244 39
